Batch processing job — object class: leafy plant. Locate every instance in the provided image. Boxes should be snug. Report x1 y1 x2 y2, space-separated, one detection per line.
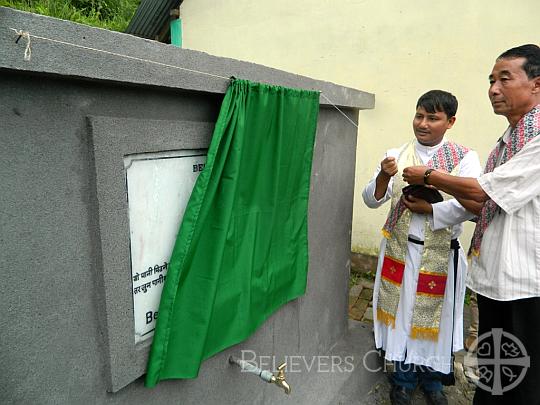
0 0 141 32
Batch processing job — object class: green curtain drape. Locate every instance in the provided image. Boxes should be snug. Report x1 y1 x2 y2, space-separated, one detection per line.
145 79 320 387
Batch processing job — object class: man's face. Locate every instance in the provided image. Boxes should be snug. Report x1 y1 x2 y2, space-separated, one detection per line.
488 57 537 120
412 107 455 146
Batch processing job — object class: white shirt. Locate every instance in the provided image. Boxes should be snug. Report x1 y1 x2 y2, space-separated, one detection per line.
362 139 482 240
469 133 540 301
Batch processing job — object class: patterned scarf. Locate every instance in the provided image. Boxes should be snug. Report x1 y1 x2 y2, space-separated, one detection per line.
377 140 469 340
470 105 540 256
382 140 469 235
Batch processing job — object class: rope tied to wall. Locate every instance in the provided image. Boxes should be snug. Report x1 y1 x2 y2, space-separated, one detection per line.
13 29 31 61
8 27 358 129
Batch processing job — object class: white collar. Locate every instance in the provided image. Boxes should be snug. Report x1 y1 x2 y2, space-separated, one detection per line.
415 138 445 155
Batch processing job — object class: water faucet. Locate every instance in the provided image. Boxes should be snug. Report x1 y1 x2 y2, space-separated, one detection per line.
228 356 291 395
270 362 291 394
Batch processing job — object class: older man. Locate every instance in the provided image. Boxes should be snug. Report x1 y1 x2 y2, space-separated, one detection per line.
403 44 540 404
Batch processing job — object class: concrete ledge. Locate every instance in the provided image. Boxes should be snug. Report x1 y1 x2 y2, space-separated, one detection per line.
0 7 374 110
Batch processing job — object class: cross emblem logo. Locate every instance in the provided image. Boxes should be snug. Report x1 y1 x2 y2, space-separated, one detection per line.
464 328 530 395
389 266 396 274
428 281 436 290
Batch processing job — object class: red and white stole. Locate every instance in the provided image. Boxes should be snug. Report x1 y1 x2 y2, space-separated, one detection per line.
377 140 469 340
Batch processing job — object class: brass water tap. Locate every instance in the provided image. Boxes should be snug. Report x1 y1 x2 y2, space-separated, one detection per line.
228 356 291 395
270 362 291 394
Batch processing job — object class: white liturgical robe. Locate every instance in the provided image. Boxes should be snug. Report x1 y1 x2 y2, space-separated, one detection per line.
362 138 482 373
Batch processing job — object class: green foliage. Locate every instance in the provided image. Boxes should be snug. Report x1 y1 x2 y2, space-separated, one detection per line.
349 272 361 289
1 0 141 32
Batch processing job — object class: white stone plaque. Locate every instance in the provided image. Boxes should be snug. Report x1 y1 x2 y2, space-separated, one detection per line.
124 150 207 343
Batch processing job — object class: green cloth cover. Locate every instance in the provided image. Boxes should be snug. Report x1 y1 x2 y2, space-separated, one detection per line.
145 79 320 386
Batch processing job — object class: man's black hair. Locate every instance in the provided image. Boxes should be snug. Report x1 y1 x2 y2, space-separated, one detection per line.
416 90 458 119
498 44 540 79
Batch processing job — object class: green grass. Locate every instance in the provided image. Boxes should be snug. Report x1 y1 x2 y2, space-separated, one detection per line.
349 272 361 289
1 0 141 32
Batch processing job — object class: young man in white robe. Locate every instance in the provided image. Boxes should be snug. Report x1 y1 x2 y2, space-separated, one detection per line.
362 90 481 405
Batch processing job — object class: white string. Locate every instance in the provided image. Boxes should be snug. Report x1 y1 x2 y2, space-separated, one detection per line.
13 29 32 61
9 27 229 80
9 28 359 129
320 93 358 129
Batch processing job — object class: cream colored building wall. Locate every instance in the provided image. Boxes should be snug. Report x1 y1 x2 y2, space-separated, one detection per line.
180 0 538 254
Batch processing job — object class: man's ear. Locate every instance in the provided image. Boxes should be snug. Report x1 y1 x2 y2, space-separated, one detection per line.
532 76 540 94
447 116 456 129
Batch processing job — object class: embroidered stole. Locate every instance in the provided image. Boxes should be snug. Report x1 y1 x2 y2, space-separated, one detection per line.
377 140 469 341
470 105 540 256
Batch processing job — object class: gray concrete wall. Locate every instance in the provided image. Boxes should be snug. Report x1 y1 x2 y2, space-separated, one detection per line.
0 7 374 404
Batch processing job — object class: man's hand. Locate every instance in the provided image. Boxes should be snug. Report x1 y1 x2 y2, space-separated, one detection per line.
374 156 398 200
402 165 428 185
402 195 433 214
380 156 398 178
